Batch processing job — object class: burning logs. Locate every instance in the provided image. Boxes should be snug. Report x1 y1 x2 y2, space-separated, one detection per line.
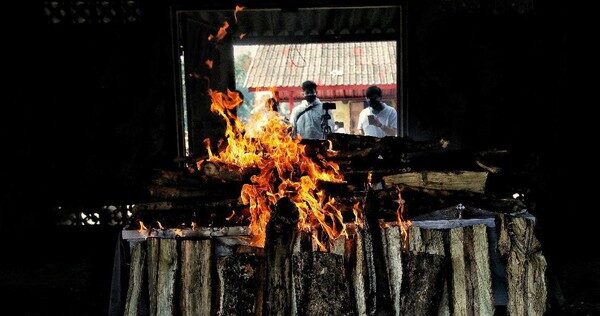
119 215 546 315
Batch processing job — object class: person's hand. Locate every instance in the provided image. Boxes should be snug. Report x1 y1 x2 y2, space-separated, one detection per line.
373 117 383 128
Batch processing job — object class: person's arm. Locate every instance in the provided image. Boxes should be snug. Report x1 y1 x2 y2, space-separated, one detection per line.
379 107 398 136
357 110 366 135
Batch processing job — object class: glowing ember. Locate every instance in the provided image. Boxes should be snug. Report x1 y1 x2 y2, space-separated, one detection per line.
208 21 230 42
205 59 214 69
138 220 148 232
395 188 412 249
226 210 237 221
200 89 349 247
234 5 245 22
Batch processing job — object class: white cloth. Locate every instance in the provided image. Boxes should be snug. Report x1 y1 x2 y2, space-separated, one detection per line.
357 103 398 138
335 127 347 134
289 98 335 140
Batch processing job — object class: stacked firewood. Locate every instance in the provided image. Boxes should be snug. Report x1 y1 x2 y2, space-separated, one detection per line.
122 197 546 315
121 134 547 315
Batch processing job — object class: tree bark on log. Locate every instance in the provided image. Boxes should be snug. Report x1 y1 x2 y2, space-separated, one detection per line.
362 190 393 315
216 254 262 315
147 238 160 316
449 225 494 316
399 252 446 316
124 241 146 316
383 171 488 193
157 239 178 316
381 226 403 316
499 216 547 316
265 197 299 316
350 231 368 316
147 184 242 200
407 226 449 315
291 252 353 316
180 240 212 316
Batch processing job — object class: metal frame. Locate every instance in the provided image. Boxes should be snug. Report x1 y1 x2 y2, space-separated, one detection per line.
170 4 408 159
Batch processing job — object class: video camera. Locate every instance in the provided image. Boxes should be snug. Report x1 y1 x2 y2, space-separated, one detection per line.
322 102 336 110
321 102 336 136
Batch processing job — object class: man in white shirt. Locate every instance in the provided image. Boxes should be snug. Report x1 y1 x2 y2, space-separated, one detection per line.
357 85 398 137
289 80 335 140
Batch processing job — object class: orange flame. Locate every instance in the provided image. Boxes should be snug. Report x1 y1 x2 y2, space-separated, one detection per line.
157 221 165 230
208 21 230 41
175 228 184 237
205 59 213 69
353 201 364 229
312 230 327 252
234 5 245 22
138 220 148 232
226 210 236 221
201 89 347 247
395 188 412 250
191 221 198 230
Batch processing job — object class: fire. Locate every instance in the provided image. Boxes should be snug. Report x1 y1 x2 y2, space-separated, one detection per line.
138 220 148 232
157 221 165 230
234 5 245 22
191 221 198 230
175 228 184 237
201 89 347 247
226 210 236 221
353 201 364 228
205 59 213 69
395 188 412 249
208 21 230 41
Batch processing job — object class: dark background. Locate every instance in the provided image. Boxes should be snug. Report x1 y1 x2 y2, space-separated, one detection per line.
2 0 588 315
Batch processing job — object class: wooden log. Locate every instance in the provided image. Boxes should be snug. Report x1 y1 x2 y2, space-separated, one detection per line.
362 189 393 315
147 184 242 200
157 239 178 315
124 241 146 316
351 232 368 316
330 236 346 256
216 254 262 315
200 161 244 182
152 169 204 186
180 240 212 316
499 216 547 316
381 226 403 316
448 225 494 316
399 252 446 315
291 252 353 316
147 238 160 316
382 171 488 193
132 199 242 212
264 197 299 316
408 226 445 256
407 226 449 316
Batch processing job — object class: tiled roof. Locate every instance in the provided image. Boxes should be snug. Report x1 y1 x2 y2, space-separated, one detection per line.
244 42 397 89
